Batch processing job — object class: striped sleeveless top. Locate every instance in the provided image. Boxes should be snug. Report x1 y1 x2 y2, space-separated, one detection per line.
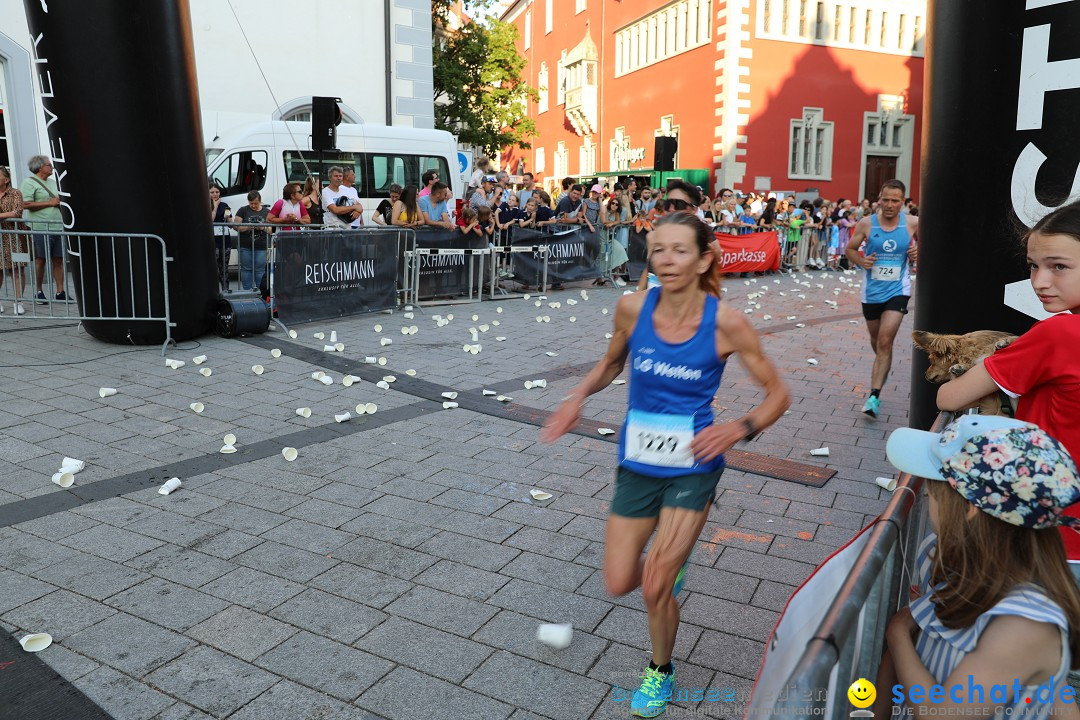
909 534 1070 719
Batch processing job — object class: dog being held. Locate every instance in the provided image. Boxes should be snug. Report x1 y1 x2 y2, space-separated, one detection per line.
912 330 1019 416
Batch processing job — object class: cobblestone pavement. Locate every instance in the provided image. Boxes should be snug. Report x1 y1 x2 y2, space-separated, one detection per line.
0 269 916 719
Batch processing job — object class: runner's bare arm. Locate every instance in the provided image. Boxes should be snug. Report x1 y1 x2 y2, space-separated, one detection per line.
540 294 643 442
846 217 875 269
906 214 919 262
690 307 791 462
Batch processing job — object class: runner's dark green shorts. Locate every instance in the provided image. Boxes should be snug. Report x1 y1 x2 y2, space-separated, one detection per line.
610 465 724 518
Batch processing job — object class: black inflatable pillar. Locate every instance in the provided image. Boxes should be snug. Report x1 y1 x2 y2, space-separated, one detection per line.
22 0 217 343
912 0 1080 428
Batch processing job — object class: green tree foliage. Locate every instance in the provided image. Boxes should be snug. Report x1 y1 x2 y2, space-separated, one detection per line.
432 0 537 155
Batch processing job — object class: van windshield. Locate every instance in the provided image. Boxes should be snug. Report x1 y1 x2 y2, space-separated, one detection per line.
205 148 223 167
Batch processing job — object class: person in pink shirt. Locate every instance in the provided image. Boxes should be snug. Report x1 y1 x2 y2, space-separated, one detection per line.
418 169 439 199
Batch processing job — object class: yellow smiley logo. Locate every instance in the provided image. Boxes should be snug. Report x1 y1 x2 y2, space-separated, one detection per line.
848 678 876 709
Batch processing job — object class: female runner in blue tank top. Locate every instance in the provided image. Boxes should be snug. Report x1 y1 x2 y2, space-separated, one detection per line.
543 212 790 717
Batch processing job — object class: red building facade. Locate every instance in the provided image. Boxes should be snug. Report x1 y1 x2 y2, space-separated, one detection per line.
500 0 924 202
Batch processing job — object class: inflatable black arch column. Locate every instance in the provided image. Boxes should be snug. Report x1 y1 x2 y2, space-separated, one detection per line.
912 0 1080 428
22 0 217 343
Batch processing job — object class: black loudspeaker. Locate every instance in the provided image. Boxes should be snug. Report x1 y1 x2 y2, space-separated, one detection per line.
311 96 342 151
654 136 677 172
216 296 271 338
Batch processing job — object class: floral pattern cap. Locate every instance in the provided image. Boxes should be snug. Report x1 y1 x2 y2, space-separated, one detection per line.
937 421 1080 530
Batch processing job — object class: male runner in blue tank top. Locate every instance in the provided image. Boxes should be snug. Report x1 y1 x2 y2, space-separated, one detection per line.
543 212 790 717
845 179 919 418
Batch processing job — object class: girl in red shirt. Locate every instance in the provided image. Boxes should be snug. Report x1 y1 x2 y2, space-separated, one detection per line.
938 199 1080 558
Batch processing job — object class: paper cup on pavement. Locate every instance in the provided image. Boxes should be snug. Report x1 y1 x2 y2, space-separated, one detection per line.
330 331 337 342
51 472 74 488
199 368 212 377
224 433 237 446
295 407 311 418
99 387 118 398
158 477 181 495
875 476 898 492
288 329 298 339
311 371 325 381
281 447 298 462
19 633 52 653
323 344 336 352
334 343 345 352
270 349 281 358
364 402 378 414
810 447 830 457
342 375 360 387
165 359 185 369
189 402 204 414
320 376 334 386
536 623 572 649
220 444 236 454
335 412 352 423
314 332 325 340
61 457 85 472
192 355 207 365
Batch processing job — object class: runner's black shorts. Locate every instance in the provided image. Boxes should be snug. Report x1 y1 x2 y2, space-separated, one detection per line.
861 295 909 321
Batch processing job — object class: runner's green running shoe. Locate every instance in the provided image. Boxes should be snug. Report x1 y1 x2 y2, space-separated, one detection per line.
862 395 880 418
631 665 676 717
672 561 689 597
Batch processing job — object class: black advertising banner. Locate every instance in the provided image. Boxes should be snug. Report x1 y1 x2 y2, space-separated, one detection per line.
627 227 648 281
413 230 487 299
274 230 398 324
513 228 601 284
912 1 1080 427
22 0 217 343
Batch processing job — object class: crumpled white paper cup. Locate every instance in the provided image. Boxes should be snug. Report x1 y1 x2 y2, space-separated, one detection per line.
335 412 352 423
281 447 298 462
342 375 360 387
51 472 74 488
19 633 52 652
61 457 85 472
158 477 181 495
536 623 572 649
295 407 311 418
99 387 118 398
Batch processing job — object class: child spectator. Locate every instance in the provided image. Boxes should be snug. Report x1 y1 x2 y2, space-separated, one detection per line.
457 206 480 237
877 415 1080 717
937 198 1080 561
497 194 522 231
475 205 495 240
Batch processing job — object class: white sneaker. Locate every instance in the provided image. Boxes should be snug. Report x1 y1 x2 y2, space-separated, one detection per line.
614 278 627 287
15 303 25 315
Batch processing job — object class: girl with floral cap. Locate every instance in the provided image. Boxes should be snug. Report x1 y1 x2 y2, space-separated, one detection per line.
876 415 1080 718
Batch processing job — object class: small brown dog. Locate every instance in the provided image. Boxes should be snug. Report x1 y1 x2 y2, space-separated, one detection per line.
912 330 1019 416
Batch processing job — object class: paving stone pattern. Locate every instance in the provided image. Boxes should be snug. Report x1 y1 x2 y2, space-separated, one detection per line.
0 271 915 719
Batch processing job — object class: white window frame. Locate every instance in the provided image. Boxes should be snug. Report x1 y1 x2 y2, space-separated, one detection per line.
545 0 553 34
535 146 546 174
538 62 549 113
787 107 834 181
579 137 596 176
524 11 531 50
557 51 567 105
755 0 925 57
576 0 587 13
554 141 568 180
613 0 712 78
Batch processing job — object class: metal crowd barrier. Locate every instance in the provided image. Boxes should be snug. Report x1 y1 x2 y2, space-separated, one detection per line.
486 244 549 299
403 245 487 307
766 413 945 720
0 223 176 353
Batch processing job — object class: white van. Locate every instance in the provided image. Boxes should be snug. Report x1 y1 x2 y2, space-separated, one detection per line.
205 121 460 225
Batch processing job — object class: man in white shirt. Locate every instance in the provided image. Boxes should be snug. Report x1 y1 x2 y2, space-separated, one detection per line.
321 166 363 228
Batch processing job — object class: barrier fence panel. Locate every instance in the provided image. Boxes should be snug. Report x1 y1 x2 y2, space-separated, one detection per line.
406 230 488 305
271 228 403 328
745 413 945 720
0 224 176 353
515 226 602 287
487 244 549 299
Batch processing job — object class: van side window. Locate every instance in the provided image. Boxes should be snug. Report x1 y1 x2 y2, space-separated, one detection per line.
369 154 451 198
283 151 362 187
210 150 268 196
